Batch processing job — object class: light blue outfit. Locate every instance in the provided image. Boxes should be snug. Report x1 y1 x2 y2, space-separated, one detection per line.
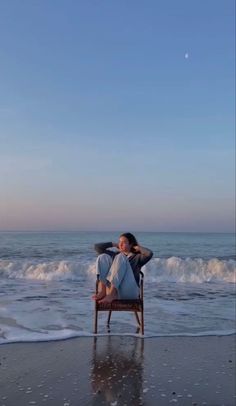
96 253 140 300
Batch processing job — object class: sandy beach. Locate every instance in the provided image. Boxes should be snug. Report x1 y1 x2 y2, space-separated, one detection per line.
0 335 235 406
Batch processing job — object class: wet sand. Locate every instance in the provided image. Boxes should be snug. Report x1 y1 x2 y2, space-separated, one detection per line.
0 335 235 406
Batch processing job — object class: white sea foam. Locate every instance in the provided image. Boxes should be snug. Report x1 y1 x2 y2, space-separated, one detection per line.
145 257 236 283
0 257 235 283
0 259 95 281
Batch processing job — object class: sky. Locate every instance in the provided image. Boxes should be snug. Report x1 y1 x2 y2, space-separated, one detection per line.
0 0 235 232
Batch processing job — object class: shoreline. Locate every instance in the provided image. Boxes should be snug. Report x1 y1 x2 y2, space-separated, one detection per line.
1 330 236 347
1 335 235 405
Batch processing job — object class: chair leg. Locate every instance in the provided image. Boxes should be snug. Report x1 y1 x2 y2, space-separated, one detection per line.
107 310 112 326
134 311 141 326
94 307 98 334
141 308 144 335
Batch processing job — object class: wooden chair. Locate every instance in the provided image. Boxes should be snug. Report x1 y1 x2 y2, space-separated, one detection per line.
94 271 144 335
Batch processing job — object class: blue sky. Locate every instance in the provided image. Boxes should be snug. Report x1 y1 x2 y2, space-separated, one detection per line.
0 0 235 232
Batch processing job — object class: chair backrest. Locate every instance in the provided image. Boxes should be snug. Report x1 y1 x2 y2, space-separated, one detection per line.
139 270 144 301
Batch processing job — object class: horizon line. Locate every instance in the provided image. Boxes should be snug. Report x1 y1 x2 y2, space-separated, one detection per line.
0 229 234 234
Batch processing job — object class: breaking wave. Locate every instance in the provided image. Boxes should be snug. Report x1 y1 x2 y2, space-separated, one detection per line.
147 257 236 283
0 257 235 283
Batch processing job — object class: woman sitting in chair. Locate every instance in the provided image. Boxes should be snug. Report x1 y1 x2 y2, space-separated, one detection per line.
92 233 153 304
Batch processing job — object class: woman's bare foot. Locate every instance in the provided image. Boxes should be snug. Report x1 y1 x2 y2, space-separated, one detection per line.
92 281 106 301
98 292 118 304
92 291 106 301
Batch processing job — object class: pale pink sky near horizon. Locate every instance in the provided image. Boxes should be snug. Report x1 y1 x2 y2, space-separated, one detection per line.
1 193 234 232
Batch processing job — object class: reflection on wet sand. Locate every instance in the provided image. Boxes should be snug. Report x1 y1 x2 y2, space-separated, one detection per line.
91 336 144 405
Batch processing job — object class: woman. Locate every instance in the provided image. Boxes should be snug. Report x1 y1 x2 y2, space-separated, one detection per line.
92 232 153 304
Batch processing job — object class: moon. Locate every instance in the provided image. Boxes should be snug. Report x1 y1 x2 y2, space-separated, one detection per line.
185 53 189 59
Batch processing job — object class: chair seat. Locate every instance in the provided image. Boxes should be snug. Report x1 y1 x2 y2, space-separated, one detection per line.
96 299 142 312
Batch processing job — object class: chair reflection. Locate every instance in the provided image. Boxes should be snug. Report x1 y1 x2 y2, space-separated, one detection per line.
91 336 144 405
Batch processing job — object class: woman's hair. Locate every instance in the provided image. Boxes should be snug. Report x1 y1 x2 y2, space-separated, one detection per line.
120 232 138 253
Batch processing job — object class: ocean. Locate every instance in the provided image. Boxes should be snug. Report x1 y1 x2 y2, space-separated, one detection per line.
0 231 235 344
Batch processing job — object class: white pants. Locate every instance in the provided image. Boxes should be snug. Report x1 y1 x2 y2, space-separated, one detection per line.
96 253 140 300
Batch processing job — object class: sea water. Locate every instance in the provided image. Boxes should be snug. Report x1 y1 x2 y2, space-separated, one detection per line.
0 231 235 344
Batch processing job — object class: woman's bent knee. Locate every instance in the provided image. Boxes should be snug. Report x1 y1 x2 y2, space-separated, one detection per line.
96 254 113 282
96 253 112 264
